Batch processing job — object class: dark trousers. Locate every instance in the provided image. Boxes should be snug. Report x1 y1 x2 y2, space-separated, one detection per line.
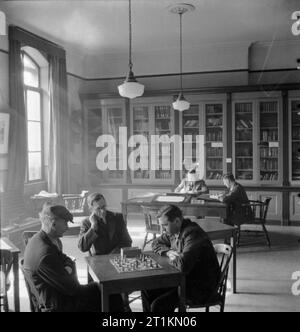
70 283 125 312
141 287 179 312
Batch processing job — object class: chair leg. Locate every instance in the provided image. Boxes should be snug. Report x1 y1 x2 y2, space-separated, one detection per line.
205 307 210 312
4 295 9 312
262 223 271 248
142 233 149 250
220 303 225 312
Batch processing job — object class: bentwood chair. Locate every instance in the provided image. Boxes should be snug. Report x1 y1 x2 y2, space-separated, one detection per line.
185 244 233 312
0 249 13 312
238 198 272 247
20 259 53 312
141 206 162 250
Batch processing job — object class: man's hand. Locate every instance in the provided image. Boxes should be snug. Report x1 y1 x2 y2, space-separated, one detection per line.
89 213 99 231
166 250 180 261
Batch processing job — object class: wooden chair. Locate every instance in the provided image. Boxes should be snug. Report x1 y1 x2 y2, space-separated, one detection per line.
61 190 89 216
141 206 162 250
0 249 13 312
20 259 54 312
185 244 233 312
238 198 272 247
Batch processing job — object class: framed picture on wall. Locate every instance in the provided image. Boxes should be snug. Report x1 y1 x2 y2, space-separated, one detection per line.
0 113 9 154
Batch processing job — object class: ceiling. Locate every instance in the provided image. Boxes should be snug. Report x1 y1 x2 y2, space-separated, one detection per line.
1 0 299 56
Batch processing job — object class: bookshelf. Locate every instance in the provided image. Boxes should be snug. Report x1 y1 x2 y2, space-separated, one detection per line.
259 101 279 182
205 103 224 181
291 100 300 181
234 102 254 181
130 100 174 183
84 100 126 185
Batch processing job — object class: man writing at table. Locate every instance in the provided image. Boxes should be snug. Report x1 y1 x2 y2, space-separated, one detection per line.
141 205 220 312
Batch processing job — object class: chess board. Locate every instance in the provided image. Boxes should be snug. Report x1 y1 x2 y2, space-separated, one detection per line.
110 254 162 273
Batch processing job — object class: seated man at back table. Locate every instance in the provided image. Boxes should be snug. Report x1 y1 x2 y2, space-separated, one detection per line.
23 203 124 312
78 193 132 255
174 169 208 195
217 173 252 226
141 205 220 312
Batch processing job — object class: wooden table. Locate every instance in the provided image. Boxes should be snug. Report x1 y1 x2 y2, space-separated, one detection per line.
0 237 21 312
121 193 228 224
197 220 238 294
86 252 185 312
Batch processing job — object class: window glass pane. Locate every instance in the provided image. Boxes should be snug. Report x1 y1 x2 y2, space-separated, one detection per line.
28 152 42 181
27 122 41 151
26 90 41 121
23 55 39 87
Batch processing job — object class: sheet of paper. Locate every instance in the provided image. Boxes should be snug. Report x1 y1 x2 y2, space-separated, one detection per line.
0 239 12 250
155 195 185 203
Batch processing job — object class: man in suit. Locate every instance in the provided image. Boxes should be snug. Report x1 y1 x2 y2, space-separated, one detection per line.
141 205 220 312
174 169 208 194
23 203 124 312
217 173 252 226
78 193 132 255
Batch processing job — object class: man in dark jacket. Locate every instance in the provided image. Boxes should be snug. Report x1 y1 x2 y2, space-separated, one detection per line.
141 205 220 312
218 173 252 226
23 203 124 312
78 193 132 255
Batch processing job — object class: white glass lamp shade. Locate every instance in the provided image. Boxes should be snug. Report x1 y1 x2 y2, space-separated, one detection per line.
118 69 144 99
172 92 190 112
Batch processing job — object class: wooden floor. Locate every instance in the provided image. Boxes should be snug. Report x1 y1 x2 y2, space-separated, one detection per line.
6 218 300 312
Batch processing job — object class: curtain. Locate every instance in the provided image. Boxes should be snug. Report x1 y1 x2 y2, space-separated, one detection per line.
48 55 70 194
6 35 27 192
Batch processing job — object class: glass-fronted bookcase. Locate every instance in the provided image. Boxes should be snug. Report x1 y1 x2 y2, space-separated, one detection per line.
84 99 126 185
130 98 175 184
180 100 227 185
290 99 300 182
233 99 281 184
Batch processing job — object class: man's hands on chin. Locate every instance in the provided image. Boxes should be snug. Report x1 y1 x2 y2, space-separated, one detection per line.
89 213 99 231
166 250 180 261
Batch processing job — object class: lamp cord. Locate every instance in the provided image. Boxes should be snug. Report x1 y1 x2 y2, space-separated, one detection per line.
129 0 133 70
179 12 183 92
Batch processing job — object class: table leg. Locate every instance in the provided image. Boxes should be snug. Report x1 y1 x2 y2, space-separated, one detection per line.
101 284 109 312
13 253 20 312
87 266 93 284
178 277 186 312
231 232 237 294
121 203 128 225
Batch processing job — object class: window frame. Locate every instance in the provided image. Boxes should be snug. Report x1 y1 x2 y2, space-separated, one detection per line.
22 51 45 184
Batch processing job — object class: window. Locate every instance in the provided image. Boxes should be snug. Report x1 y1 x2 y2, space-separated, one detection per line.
22 52 43 182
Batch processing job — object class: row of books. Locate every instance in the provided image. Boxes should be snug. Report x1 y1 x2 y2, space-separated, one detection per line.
259 102 278 113
260 159 278 170
207 160 223 170
261 130 278 142
207 171 223 180
260 172 278 181
206 105 223 114
260 147 278 157
155 106 170 119
236 159 253 169
207 147 223 157
206 131 223 142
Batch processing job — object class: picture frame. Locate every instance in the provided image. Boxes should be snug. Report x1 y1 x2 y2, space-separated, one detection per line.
0 113 9 154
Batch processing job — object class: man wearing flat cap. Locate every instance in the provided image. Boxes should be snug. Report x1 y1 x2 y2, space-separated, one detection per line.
78 193 132 255
23 203 124 312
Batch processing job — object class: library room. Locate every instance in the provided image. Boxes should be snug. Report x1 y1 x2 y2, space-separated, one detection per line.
0 0 299 315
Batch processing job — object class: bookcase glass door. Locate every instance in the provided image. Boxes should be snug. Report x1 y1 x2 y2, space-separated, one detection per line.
106 107 125 179
291 100 300 181
87 107 103 184
205 103 224 180
132 106 150 180
182 105 200 172
259 101 279 182
154 105 172 180
234 102 254 181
